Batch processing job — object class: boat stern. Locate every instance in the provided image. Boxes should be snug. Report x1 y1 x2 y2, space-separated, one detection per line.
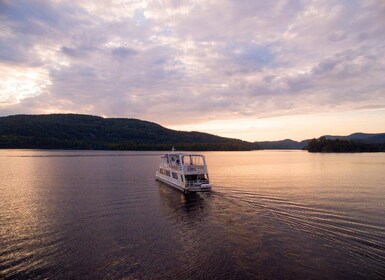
186 182 211 192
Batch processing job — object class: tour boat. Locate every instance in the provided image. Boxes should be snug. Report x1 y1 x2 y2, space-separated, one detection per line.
155 149 211 194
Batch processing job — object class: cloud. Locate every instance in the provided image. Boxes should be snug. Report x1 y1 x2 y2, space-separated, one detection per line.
0 0 385 128
110 47 138 60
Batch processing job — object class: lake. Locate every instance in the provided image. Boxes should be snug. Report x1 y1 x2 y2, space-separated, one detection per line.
0 150 384 279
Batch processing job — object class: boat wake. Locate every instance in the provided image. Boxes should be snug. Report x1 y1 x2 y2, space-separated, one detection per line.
211 187 385 279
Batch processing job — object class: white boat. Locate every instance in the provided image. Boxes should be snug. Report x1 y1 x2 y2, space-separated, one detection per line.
155 150 211 194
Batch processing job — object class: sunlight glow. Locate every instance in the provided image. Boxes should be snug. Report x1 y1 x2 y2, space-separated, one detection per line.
168 109 385 141
1 1 384 141
0 66 51 105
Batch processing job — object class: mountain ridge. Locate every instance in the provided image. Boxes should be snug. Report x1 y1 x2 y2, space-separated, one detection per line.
255 132 385 150
0 114 260 151
1 114 384 151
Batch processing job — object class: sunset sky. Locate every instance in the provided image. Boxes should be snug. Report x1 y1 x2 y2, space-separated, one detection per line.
1 0 384 141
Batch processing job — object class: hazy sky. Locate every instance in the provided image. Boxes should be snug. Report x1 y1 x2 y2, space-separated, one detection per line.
1 0 385 141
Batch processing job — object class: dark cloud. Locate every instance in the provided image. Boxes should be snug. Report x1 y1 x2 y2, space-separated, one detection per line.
111 47 138 60
0 39 31 64
0 0 88 34
0 0 385 126
61 46 82 58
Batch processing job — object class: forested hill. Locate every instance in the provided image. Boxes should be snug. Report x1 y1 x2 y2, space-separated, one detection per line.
306 137 385 153
0 114 260 151
255 133 385 150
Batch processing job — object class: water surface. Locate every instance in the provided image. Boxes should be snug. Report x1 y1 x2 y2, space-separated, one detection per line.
0 150 384 279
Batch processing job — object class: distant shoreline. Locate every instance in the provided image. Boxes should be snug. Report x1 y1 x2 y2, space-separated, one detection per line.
306 137 385 153
0 114 260 151
1 148 384 154
1 114 384 152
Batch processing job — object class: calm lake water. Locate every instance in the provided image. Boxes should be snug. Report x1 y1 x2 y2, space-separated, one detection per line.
0 150 384 279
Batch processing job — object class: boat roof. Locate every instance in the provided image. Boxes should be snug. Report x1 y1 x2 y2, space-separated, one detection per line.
163 152 205 157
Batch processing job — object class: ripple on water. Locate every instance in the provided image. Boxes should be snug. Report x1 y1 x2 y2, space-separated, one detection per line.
1 150 385 279
211 187 385 278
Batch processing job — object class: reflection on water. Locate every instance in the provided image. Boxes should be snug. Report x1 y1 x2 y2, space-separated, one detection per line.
0 150 384 279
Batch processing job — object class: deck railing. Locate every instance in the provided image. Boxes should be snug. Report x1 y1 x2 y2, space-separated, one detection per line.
181 164 205 173
167 163 207 173
185 179 209 187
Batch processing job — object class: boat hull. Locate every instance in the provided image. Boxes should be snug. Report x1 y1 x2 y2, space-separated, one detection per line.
156 172 211 193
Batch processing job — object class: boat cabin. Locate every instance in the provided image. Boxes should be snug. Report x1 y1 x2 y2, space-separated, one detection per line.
156 152 211 193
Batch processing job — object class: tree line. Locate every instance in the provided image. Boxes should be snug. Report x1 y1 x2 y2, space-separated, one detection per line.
306 137 385 153
0 114 260 151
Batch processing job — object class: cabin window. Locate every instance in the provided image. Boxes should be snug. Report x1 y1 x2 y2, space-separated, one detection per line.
161 169 170 176
185 175 197 181
160 168 170 176
189 155 203 166
185 174 207 182
172 172 178 180
182 156 191 165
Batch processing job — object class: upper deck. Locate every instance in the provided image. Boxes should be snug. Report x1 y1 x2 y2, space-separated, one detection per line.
159 153 208 174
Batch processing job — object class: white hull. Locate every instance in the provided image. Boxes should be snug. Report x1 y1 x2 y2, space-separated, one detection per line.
156 151 211 194
156 173 185 192
156 171 211 194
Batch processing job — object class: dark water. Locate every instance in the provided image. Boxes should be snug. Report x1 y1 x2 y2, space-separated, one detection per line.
0 150 384 279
